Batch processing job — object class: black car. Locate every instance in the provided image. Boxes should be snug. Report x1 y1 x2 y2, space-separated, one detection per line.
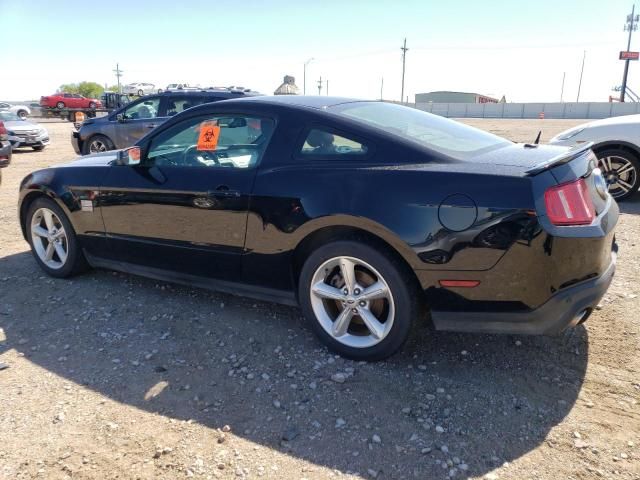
71 88 260 155
20 96 618 360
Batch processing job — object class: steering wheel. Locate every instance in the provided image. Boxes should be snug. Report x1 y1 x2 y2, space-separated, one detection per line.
182 145 220 167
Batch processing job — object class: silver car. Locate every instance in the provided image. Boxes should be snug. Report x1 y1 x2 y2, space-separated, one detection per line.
550 114 640 201
0 111 49 151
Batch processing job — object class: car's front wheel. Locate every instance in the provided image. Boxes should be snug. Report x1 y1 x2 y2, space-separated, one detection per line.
26 198 88 278
17 110 28 119
83 134 115 155
299 240 420 361
56 101 65 109
88 102 96 109
138 89 144 96
597 148 640 201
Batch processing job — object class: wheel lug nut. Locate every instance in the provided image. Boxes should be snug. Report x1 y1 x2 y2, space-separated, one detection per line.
343 289 348 295
359 301 366 307
354 288 360 295
352 308 358 313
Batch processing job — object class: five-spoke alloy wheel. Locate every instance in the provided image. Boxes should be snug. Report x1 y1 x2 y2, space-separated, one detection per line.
26 198 88 278
597 149 640 201
30 207 68 269
300 240 419 360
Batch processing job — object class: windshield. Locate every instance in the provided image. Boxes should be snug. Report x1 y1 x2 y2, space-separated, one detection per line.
0 111 21 121
329 102 511 160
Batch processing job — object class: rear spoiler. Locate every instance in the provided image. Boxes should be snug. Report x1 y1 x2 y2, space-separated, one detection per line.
525 142 594 175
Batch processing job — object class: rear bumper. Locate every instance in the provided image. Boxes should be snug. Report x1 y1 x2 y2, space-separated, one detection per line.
431 250 616 335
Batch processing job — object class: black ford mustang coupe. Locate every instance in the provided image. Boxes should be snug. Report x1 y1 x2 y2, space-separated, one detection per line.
18 96 618 360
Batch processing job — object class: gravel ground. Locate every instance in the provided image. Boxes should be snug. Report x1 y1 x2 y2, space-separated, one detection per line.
0 118 638 480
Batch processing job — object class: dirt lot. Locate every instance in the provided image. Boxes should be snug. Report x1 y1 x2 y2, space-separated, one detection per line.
0 119 638 480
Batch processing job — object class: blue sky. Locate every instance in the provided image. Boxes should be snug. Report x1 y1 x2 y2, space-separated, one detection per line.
0 0 636 101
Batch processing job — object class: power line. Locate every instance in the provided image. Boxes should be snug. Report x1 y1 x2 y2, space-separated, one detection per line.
621 4 638 102
400 38 408 103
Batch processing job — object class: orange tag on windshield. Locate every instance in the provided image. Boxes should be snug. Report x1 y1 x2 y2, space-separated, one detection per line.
197 122 221 151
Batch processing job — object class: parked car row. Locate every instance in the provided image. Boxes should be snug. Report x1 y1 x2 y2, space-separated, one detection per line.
122 83 200 96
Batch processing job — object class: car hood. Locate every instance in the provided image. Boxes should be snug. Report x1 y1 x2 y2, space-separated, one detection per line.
5 120 43 131
57 150 119 168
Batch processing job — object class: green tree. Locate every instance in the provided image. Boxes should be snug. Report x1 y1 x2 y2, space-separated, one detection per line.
57 81 105 99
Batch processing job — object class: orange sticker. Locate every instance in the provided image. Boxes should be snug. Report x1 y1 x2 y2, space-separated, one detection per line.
197 122 221 151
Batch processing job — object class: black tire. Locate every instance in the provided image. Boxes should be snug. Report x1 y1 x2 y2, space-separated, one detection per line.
56 101 65 109
32 146 45 151
83 134 115 155
17 110 28 119
596 148 640 201
25 197 89 278
138 89 144 96
298 240 421 361
157 89 163 94
88 102 96 109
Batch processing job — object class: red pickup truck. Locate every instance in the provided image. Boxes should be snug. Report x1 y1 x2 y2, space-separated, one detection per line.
40 93 102 109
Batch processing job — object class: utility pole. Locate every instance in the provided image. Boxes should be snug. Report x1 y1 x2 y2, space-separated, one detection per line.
317 76 322 95
560 72 566 102
400 38 408 103
113 63 124 94
380 77 384 100
303 57 314 95
621 5 638 102
326 79 329 96
576 51 586 102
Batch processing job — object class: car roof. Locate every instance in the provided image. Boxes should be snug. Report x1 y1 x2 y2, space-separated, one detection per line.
157 89 261 98
230 95 365 110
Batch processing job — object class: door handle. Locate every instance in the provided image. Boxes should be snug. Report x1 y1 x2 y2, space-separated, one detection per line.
208 185 240 198
146 124 158 129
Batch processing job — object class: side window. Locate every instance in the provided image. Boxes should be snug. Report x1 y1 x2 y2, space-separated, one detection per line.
165 96 208 116
146 115 274 169
123 98 161 120
63 93 72 98
300 129 368 157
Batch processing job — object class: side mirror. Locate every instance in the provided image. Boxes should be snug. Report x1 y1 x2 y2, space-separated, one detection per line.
116 113 126 123
117 146 141 166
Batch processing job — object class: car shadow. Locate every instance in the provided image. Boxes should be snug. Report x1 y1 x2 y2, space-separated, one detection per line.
0 250 588 478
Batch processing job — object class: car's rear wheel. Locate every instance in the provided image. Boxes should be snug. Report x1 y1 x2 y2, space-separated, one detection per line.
88 102 96 109
26 198 88 278
596 148 640 201
138 89 144 96
56 101 65 109
84 134 115 155
17 110 28 119
299 240 419 361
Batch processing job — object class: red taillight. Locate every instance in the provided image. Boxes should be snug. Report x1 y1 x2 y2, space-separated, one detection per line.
544 178 595 226
0 121 6 136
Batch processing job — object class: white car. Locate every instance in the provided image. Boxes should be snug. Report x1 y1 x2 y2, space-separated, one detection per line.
550 114 640 201
0 102 31 119
122 83 156 96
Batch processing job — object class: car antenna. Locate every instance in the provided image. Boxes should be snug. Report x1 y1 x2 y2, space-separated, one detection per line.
534 130 542 144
